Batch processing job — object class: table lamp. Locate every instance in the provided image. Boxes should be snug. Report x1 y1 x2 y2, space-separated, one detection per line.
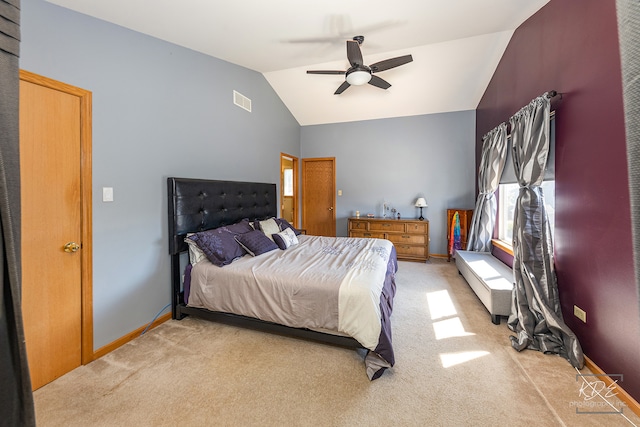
415 197 427 221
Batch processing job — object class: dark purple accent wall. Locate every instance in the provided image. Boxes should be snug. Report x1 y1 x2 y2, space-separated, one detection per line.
491 245 513 267
477 0 640 401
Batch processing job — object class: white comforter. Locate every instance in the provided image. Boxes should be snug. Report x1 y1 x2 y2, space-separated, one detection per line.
187 234 393 350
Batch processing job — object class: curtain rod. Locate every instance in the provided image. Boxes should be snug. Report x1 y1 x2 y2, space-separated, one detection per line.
547 90 561 99
487 90 560 141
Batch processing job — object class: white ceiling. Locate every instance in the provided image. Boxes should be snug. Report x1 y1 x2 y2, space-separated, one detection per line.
45 0 549 126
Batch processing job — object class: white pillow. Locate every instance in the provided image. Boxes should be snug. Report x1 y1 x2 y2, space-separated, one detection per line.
272 227 299 250
185 234 206 265
258 217 280 241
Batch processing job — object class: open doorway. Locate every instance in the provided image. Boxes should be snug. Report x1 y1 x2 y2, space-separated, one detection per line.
280 153 299 228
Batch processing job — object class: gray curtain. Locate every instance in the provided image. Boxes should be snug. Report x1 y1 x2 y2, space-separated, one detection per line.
507 94 584 369
617 1 640 317
467 122 508 252
0 0 35 425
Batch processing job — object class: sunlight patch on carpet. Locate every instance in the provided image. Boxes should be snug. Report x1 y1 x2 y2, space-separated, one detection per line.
439 350 490 368
432 317 475 340
426 289 457 320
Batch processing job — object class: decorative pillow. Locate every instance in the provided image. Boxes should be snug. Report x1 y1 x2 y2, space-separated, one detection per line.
185 234 206 265
188 219 253 266
255 217 281 241
274 218 301 236
272 227 299 250
235 229 279 257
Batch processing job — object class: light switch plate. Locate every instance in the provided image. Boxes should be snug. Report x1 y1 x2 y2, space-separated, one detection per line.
103 187 114 202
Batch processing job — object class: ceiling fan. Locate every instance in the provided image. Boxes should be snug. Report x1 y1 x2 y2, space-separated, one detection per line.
306 36 413 95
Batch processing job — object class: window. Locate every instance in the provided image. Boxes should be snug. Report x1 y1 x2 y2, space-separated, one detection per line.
283 168 293 197
495 116 555 252
497 183 518 244
497 180 555 246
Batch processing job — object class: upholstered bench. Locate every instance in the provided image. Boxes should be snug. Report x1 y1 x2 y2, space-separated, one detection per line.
455 250 514 324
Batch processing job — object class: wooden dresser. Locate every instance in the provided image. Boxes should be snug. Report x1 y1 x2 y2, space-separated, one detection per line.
446 209 473 261
348 217 429 262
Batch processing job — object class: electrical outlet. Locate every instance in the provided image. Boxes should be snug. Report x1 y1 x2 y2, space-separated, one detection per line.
573 305 587 323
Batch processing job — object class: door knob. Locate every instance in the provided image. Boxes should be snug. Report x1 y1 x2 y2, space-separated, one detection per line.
328 207 334 211
64 242 80 253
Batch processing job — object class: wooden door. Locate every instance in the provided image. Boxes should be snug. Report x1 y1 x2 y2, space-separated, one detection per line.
20 71 93 390
302 158 336 236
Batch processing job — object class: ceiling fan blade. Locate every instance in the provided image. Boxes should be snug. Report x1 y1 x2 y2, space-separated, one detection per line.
307 70 345 75
287 35 344 44
346 40 363 67
334 81 351 95
368 75 391 90
369 54 413 73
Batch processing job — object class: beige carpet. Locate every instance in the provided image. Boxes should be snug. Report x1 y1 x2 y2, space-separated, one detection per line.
34 259 639 426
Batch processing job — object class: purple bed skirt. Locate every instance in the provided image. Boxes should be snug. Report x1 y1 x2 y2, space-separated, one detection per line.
371 246 397 379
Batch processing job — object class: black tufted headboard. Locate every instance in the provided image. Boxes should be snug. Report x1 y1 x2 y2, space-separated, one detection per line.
167 177 277 255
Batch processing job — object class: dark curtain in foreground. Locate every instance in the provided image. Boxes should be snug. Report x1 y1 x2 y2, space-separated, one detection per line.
617 0 640 318
0 0 35 425
507 94 584 369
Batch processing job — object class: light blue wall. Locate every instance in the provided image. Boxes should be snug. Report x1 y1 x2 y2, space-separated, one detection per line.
300 111 476 255
20 0 300 349
20 0 477 350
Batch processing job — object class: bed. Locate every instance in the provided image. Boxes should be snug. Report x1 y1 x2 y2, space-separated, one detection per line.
168 177 397 379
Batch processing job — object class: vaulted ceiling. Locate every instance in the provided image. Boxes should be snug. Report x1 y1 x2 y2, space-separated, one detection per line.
46 0 549 125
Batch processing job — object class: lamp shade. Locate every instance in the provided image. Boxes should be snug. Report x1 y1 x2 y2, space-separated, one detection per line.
414 197 428 208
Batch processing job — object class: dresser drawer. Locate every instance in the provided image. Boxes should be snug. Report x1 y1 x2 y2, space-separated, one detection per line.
405 222 427 234
349 220 369 231
349 231 385 239
387 233 426 245
369 221 405 232
394 244 428 259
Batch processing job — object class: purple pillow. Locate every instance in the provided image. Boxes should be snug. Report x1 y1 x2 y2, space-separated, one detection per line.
235 230 278 257
274 218 301 236
189 219 253 266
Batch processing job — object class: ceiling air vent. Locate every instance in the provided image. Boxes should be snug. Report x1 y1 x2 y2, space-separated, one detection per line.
233 90 252 112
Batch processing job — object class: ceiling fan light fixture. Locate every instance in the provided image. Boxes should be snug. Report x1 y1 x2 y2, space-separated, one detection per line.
346 69 372 86
307 37 412 94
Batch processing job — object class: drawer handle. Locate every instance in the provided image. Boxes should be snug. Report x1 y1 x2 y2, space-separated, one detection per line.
364 233 371 237
383 224 390 227
402 235 410 239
